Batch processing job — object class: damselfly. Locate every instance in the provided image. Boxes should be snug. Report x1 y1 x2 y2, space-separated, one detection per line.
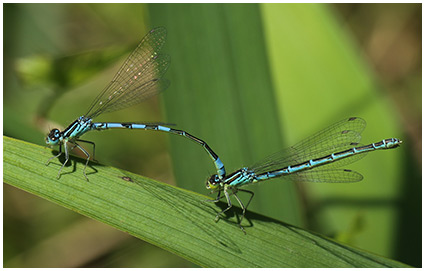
205 117 401 232
46 27 225 179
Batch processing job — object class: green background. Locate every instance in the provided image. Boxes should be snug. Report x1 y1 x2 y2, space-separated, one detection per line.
4 3 421 267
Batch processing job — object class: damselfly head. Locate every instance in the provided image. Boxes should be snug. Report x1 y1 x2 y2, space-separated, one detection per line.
46 129 61 145
206 174 221 190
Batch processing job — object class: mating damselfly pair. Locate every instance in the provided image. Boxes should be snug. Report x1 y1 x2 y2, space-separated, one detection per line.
45 27 402 233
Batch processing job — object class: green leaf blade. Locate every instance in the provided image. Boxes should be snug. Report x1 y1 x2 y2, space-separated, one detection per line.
4 136 410 268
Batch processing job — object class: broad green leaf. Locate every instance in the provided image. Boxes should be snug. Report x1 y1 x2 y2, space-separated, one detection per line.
3 136 410 268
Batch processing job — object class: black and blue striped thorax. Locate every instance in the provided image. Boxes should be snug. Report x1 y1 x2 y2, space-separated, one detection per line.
46 116 94 145
223 168 257 187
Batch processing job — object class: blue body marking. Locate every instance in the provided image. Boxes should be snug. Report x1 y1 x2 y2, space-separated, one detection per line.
46 27 226 180
205 117 402 232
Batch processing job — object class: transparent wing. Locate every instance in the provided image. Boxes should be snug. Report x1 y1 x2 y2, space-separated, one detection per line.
280 168 363 183
251 117 367 174
86 27 170 119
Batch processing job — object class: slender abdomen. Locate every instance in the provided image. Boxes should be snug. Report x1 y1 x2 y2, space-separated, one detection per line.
255 138 402 181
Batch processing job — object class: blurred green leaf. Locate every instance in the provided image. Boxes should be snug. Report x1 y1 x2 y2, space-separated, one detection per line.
15 40 141 120
261 3 406 257
149 3 303 228
15 55 55 88
15 44 133 92
4 136 410 267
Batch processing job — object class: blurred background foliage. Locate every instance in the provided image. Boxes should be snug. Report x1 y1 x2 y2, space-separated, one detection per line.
3 3 421 268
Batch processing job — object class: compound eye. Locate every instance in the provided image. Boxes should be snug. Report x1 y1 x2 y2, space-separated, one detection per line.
206 174 220 190
46 129 60 145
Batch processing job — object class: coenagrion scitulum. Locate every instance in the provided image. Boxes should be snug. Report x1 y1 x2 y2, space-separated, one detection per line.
205 117 402 233
45 27 225 180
